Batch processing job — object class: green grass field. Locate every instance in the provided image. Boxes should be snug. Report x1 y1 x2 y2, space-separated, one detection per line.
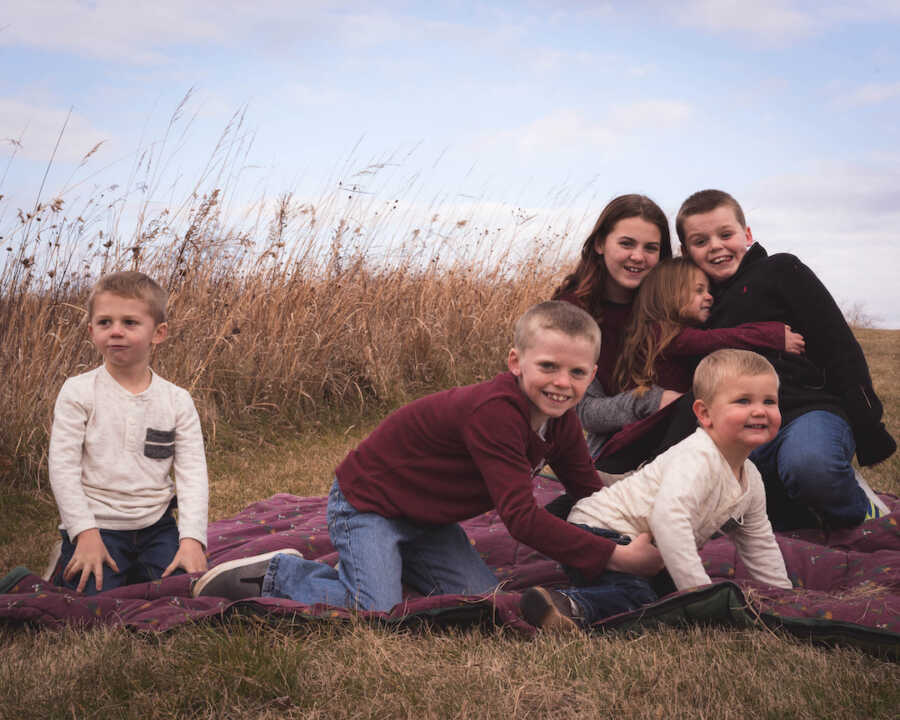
1 329 898 720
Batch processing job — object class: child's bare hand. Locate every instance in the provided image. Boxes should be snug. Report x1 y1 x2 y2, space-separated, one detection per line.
606 533 664 577
64 528 119 592
784 325 805 355
162 538 208 577
659 389 683 411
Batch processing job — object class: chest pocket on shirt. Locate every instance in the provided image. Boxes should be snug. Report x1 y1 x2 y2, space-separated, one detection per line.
145 428 175 459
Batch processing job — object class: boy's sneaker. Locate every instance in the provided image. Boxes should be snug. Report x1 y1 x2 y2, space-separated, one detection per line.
192 549 303 600
855 469 889 521
520 586 581 632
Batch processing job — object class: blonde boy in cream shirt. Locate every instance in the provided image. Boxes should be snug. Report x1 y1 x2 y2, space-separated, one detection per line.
523 349 791 631
49 272 208 594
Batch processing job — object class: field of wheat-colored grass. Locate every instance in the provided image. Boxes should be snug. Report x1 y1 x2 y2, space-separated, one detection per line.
2 115 898 719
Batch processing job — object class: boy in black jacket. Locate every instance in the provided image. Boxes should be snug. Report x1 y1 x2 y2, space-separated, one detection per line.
675 189 894 529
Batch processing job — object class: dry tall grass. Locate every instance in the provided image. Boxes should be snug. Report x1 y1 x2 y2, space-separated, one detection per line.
1 128 577 489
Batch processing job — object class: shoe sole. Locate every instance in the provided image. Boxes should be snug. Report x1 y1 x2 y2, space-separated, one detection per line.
191 548 303 598
855 469 890 517
521 587 579 633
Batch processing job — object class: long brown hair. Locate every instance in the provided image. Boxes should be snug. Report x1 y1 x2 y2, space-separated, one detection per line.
553 194 672 319
612 257 700 394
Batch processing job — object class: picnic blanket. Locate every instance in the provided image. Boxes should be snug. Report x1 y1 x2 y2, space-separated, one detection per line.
2 476 898 656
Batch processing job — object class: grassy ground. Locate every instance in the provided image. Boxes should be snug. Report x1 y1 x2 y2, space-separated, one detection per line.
0 331 898 719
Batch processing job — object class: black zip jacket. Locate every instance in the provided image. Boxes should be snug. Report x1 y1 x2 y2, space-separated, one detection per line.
706 243 895 466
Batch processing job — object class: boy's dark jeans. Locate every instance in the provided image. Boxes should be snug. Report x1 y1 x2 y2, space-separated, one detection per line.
55 505 181 595
559 525 675 626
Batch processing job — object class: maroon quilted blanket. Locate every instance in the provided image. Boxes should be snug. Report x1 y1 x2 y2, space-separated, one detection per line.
2 476 898 651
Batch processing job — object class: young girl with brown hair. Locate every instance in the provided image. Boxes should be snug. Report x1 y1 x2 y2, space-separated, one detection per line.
613 257 805 398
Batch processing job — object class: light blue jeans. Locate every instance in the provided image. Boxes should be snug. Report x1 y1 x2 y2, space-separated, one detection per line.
749 410 867 529
262 479 499 612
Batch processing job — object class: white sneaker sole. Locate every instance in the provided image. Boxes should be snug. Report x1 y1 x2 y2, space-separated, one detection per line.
191 548 303 598
855 469 890 516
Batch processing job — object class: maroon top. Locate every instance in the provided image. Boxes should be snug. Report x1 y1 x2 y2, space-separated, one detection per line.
654 321 786 391
336 372 616 580
597 321 786 459
557 292 632 394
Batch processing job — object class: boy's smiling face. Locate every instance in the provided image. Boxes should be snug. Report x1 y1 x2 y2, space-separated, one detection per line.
89 291 167 375
508 328 597 431
681 205 753 284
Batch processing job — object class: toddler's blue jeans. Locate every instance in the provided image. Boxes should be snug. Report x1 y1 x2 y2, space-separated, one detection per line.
557 526 667 626
262 479 499 613
56 504 181 595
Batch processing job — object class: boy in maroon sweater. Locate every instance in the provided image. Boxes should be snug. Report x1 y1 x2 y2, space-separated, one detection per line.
193 301 663 612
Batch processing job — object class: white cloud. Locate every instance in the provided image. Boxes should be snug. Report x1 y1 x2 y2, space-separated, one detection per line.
607 100 693 131
678 0 815 41
508 109 615 152
742 160 900 327
651 0 900 44
486 100 693 154
840 81 900 106
278 83 347 108
1 0 225 63
0 99 108 164
0 0 336 63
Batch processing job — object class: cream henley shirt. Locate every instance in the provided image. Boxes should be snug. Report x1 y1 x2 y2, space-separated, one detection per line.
568 428 791 591
49 365 208 547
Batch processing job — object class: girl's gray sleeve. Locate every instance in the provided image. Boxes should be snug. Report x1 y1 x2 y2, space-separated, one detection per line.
577 376 664 434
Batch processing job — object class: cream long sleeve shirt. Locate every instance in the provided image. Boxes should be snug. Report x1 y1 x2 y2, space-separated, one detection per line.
568 428 791 591
49 365 209 547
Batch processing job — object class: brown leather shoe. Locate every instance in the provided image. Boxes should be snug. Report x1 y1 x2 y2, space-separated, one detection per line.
520 586 580 632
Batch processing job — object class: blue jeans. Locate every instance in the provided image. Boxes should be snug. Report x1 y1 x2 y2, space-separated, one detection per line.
57 505 181 595
561 573 661 626
749 410 867 530
262 479 499 612
556 525 663 625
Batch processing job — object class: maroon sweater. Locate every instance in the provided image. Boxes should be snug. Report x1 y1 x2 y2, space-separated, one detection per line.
556 292 632 394
654 321 786 391
597 321 786 459
336 372 615 580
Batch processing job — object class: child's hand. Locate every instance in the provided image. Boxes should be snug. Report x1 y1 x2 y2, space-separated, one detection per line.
606 533 664 577
784 325 805 355
162 537 208 577
64 528 119 592
658 389 683 411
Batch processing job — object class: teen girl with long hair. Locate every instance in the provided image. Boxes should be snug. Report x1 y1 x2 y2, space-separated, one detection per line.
552 194 675 458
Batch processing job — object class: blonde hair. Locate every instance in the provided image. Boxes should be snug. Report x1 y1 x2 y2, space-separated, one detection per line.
514 301 601 361
87 271 168 325
613 258 704 394
693 349 778 404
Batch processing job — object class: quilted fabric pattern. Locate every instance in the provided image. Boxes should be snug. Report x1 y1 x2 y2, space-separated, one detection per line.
1 477 897 646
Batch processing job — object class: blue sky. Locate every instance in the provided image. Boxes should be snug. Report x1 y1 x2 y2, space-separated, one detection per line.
3 1 900 325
